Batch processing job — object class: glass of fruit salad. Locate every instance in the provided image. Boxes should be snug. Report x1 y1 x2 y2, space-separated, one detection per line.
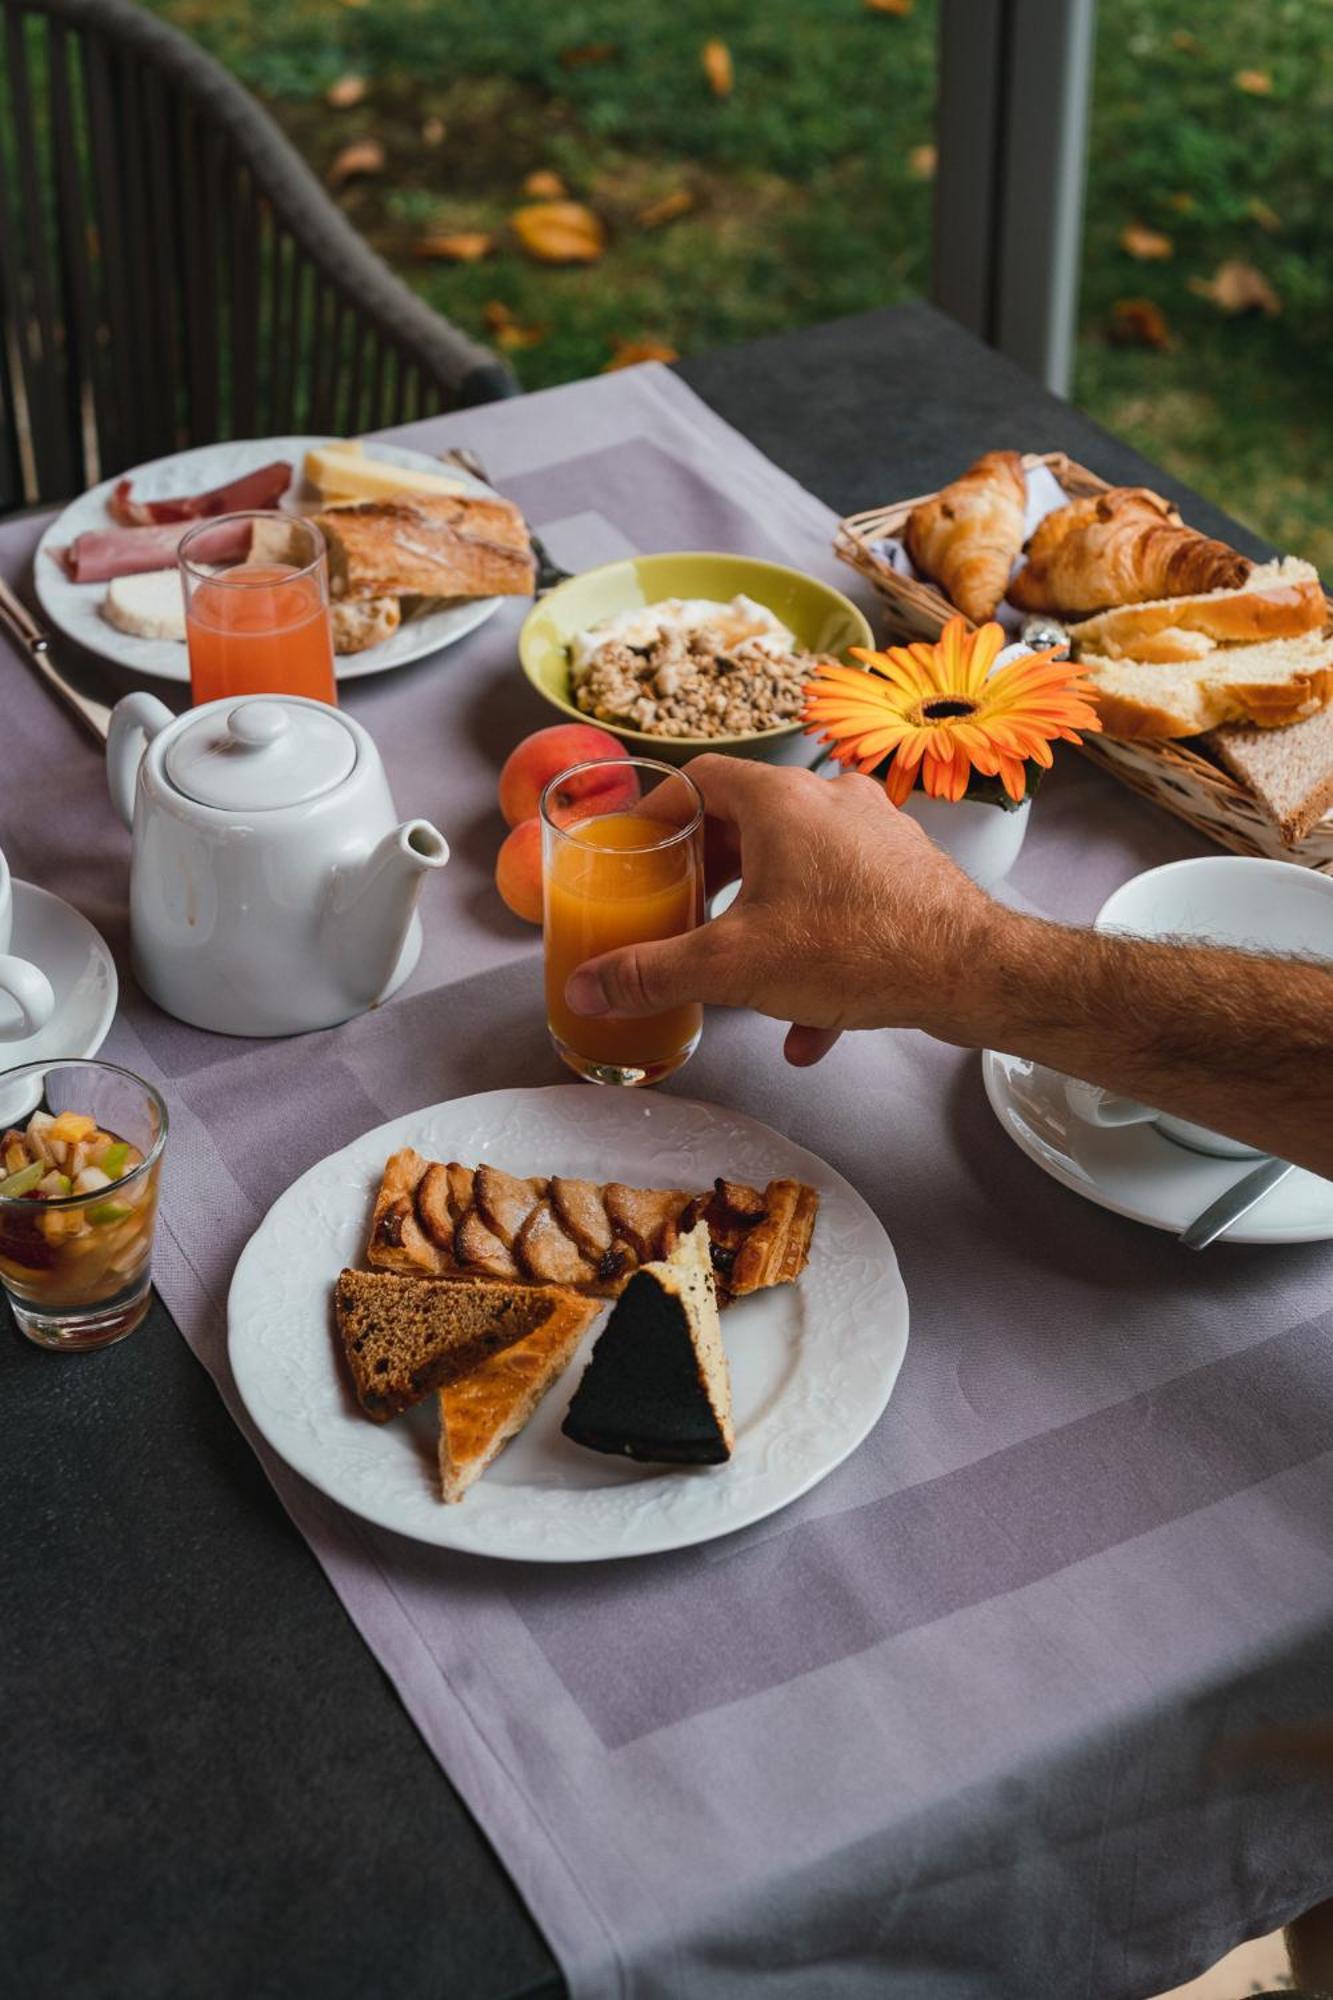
0 1060 168 1350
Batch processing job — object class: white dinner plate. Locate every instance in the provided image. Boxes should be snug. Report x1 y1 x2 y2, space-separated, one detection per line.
0 882 119 1124
983 1047 1333 1244
227 1086 909 1562
34 435 504 683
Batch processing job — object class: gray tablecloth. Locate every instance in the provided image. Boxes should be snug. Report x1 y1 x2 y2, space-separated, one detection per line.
4 365 1333 2000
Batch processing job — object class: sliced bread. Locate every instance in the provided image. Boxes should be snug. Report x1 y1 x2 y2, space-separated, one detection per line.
1207 706 1333 846
334 1267 587 1422
1084 630 1333 740
1070 557 1326 664
437 1292 599 1501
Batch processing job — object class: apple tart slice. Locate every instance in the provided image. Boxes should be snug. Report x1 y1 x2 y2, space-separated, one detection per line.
366 1149 817 1303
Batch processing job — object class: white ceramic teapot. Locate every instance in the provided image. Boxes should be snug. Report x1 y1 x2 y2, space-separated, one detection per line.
107 692 449 1037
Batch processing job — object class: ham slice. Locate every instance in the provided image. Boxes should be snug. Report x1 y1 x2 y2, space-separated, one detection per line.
58 516 253 585
109 457 292 527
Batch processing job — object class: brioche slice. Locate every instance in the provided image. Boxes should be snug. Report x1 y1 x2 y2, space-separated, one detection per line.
1207 707 1333 846
437 1293 599 1501
334 1267 586 1422
1085 630 1333 741
1070 558 1326 664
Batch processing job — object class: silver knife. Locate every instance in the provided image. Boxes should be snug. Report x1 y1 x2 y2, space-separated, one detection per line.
0 573 111 743
1179 1156 1295 1250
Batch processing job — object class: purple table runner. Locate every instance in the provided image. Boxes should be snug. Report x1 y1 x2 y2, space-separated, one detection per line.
3 365 1333 1998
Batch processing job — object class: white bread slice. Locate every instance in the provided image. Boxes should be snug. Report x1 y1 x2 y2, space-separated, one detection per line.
1086 629 1333 740
1207 707 1333 846
101 570 186 641
1070 557 1326 664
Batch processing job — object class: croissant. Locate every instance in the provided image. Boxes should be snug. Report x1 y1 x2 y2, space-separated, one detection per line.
1008 487 1252 616
904 450 1026 624
365 1150 819 1304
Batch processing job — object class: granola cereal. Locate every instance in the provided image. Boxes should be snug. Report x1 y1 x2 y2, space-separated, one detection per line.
569 596 836 740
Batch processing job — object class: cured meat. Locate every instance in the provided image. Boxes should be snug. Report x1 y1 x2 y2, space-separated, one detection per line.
58 515 253 585
108 457 292 527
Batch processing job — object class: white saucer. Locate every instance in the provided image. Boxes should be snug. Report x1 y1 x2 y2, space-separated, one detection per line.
0 883 118 1123
982 1047 1333 1245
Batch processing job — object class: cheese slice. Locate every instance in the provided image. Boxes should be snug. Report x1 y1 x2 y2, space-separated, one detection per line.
304 443 467 503
101 571 187 641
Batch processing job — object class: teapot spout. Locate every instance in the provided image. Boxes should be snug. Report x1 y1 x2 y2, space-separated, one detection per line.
328 820 449 1007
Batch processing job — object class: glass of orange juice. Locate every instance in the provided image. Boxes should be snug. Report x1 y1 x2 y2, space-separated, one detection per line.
179 511 337 707
542 759 705 1087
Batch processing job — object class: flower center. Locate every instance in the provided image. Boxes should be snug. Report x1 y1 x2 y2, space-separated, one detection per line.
918 696 977 721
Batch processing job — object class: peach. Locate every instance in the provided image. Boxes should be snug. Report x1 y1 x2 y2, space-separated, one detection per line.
495 817 544 925
498 723 636 828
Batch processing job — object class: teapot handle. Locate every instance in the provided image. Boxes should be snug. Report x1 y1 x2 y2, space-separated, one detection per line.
108 692 174 830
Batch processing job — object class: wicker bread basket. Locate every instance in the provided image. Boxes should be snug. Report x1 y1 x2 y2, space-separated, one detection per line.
836 452 1333 875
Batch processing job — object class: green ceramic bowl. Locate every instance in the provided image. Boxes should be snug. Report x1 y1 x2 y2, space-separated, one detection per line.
518 551 874 763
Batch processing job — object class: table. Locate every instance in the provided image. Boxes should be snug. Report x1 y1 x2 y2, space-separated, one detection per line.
0 302 1320 2000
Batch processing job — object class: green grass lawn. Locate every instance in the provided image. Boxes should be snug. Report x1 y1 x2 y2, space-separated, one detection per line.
146 0 1333 564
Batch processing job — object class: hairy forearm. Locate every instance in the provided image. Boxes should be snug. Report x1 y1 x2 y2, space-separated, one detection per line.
950 910 1333 1178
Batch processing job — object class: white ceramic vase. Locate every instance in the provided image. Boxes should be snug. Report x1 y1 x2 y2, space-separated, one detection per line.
899 791 1030 890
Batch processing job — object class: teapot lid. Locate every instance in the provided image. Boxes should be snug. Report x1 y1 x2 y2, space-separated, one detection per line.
164 699 356 811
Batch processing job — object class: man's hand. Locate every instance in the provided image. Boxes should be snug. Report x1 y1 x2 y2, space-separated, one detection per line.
564 754 999 1065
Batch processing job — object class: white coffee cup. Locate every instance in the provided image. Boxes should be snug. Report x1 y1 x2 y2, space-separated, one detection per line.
1065 855 1333 1159
0 849 56 1042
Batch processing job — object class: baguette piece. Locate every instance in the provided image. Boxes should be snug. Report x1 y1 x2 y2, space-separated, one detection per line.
1070 558 1326 664
1009 487 1251 616
437 1291 600 1500
316 493 534 601
1207 707 1333 846
334 1267 586 1422
1086 630 1333 740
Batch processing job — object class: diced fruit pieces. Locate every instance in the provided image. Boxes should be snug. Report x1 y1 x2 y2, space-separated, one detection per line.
97 1141 130 1180
48 1112 97 1143
88 1202 133 1226
37 1172 71 1198
0 1162 45 1197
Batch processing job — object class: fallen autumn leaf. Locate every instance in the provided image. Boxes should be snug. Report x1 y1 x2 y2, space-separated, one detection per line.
907 143 937 181
327 139 385 188
512 201 607 264
413 232 495 263
1189 259 1281 316
1109 298 1171 349
1119 222 1173 261
865 0 914 13
326 74 367 110
638 189 695 230
604 339 681 372
702 40 734 98
1234 69 1273 94
560 42 616 68
421 116 446 147
523 170 567 200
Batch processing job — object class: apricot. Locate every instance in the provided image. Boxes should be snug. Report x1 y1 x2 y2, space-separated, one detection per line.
495 817 544 925
498 723 636 828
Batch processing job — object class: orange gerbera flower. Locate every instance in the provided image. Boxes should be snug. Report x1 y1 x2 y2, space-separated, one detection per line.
803 616 1102 807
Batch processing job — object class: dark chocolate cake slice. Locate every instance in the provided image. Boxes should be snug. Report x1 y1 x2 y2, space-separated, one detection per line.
561 1223 734 1465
